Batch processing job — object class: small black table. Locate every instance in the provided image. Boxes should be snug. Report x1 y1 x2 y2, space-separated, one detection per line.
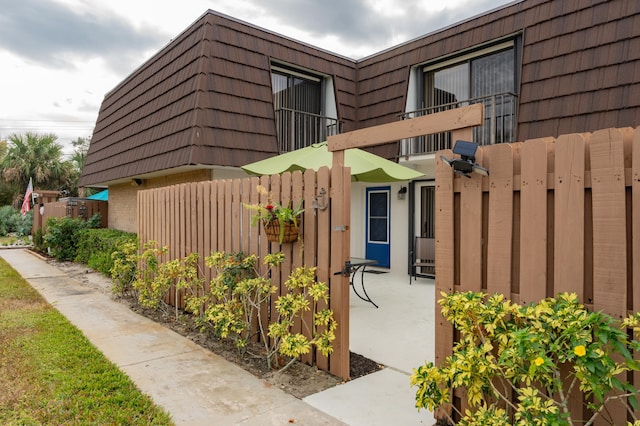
347 257 379 308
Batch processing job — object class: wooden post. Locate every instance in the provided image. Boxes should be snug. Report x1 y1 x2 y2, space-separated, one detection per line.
329 149 351 379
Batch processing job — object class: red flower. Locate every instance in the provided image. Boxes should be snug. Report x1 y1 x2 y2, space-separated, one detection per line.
265 204 274 210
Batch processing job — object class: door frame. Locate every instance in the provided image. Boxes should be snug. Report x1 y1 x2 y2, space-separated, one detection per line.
408 179 435 274
365 186 391 268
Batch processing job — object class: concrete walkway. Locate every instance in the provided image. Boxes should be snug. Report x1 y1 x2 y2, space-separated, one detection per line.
0 249 344 425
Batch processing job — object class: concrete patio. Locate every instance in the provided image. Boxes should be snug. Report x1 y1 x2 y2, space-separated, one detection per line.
304 270 436 425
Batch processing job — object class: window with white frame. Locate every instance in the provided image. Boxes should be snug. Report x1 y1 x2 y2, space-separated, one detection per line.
423 39 519 146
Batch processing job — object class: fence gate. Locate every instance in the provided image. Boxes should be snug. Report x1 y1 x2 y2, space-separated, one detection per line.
435 127 640 421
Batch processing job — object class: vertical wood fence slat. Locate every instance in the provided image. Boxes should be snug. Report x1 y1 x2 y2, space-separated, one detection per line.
192 182 199 264
196 183 204 270
216 181 224 253
187 183 202 254
435 149 455 369
486 143 514 297
554 133 586 299
203 182 212 287
315 167 331 371
590 129 627 320
224 180 232 252
268 174 283 342
231 179 241 253
179 184 187 260
302 169 317 366
248 177 260 259
291 172 305 339
171 185 180 307
280 172 294 334
459 148 483 293
519 138 552 305
240 178 251 253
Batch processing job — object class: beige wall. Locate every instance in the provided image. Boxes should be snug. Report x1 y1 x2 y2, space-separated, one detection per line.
108 169 213 232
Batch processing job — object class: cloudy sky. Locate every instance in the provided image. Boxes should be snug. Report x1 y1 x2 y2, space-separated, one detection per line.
0 0 514 156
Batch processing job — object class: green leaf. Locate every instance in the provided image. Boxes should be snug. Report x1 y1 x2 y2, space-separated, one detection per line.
629 395 639 412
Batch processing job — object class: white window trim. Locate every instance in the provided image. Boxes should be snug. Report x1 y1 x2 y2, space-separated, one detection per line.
422 40 514 73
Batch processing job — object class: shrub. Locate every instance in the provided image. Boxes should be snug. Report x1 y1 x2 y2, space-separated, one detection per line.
32 228 45 252
0 205 32 236
411 291 640 426
194 250 336 371
111 245 337 373
75 228 137 276
110 240 140 296
44 214 101 261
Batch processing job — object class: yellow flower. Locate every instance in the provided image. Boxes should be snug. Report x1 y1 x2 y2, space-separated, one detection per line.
574 345 586 357
534 357 544 366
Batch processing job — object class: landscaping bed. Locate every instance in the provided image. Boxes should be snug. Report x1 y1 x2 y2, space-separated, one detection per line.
46 257 383 398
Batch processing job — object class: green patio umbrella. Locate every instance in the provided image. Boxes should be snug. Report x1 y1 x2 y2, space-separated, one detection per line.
242 142 424 182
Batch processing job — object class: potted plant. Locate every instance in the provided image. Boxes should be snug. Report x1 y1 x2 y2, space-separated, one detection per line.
244 185 304 243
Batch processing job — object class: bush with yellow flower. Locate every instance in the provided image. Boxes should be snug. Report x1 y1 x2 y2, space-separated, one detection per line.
411 291 640 425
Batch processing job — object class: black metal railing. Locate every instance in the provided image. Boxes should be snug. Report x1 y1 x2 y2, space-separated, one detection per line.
274 108 343 153
400 92 518 156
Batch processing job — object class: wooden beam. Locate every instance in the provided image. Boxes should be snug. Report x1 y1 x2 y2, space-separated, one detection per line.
327 103 484 151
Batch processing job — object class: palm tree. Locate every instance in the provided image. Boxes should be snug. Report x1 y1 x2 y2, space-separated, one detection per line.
1 132 73 199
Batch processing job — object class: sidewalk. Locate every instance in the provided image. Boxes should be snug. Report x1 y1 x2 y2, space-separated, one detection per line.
0 248 344 425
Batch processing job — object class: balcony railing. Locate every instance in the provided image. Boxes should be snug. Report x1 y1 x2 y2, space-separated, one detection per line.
275 108 343 153
400 91 518 157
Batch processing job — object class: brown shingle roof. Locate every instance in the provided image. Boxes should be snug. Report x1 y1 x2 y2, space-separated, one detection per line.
80 11 357 186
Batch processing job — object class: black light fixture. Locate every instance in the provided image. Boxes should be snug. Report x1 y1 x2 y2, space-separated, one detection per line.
132 178 144 186
440 140 489 178
397 186 407 200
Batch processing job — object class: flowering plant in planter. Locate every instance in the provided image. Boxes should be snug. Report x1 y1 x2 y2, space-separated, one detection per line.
243 185 304 243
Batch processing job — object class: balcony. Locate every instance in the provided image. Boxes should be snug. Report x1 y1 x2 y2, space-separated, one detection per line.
400 91 518 157
275 108 343 153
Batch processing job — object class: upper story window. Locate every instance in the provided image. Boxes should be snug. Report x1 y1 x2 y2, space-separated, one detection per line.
271 64 340 152
403 38 520 155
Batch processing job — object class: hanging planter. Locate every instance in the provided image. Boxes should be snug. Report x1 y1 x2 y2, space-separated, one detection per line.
262 220 299 244
244 185 305 244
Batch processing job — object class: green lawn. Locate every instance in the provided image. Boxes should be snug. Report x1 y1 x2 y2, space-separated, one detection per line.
0 257 174 425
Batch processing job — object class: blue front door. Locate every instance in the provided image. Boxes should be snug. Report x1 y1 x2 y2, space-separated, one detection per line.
365 187 390 268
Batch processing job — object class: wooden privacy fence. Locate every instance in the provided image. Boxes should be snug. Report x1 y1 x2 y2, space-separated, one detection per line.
34 198 108 233
137 167 352 379
435 127 640 421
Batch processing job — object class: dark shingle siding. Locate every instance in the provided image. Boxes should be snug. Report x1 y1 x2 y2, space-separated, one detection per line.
81 1 640 186
80 10 358 186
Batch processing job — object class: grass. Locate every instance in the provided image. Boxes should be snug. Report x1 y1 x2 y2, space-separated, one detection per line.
0 257 174 425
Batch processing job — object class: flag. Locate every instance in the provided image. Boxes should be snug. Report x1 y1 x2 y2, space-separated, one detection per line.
20 178 33 216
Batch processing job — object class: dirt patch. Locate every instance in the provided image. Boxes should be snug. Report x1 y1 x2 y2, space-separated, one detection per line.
45 257 383 398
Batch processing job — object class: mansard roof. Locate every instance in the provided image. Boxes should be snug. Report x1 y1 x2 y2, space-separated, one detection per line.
79 11 358 186
81 1 640 186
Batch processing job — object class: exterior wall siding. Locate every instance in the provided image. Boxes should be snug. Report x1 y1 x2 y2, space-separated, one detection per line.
108 169 212 232
355 0 640 146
